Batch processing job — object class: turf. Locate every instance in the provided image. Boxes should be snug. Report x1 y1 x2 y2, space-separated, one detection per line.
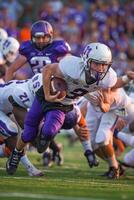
0 134 134 200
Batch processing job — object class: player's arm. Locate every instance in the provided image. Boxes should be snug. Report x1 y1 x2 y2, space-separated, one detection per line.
5 54 27 82
112 71 134 89
73 114 90 141
42 63 65 102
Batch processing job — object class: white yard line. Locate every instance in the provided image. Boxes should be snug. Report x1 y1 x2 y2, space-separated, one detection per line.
0 192 103 200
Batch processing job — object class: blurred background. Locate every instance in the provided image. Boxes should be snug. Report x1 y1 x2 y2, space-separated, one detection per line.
0 0 133 76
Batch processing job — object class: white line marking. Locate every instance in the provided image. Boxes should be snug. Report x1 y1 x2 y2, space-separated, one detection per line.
0 193 103 200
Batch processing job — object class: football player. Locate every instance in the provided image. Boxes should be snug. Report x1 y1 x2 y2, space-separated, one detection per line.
0 28 8 82
0 76 44 176
0 37 20 81
5 20 71 81
0 72 97 172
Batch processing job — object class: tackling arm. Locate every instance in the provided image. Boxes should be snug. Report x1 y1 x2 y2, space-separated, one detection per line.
5 54 27 82
112 71 134 89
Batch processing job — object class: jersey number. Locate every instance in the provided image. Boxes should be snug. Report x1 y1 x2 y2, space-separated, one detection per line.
30 56 51 73
66 88 88 99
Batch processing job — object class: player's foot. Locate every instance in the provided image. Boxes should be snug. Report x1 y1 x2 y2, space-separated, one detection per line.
119 164 126 177
36 135 50 153
6 149 23 175
42 151 53 167
101 164 125 178
84 150 99 168
52 151 64 166
106 166 120 179
27 165 44 177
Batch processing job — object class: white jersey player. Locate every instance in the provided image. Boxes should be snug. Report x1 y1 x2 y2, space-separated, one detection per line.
112 86 134 168
85 86 134 179
0 36 20 83
57 56 117 106
0 74 43 176
0 28 8 82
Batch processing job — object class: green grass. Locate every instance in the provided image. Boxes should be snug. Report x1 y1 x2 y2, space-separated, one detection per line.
0 134 134 200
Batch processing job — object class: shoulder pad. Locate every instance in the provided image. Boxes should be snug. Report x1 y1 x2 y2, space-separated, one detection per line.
19 41 31 53
54 40 71 53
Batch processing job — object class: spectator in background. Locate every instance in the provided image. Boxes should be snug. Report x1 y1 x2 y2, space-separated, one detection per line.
19 20 31 43
0 0 133 69
2 0 23 22
112 52 128 76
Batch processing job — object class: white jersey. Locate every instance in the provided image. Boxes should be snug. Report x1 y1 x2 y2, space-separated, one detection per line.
0 73 42 113
59 55 117 105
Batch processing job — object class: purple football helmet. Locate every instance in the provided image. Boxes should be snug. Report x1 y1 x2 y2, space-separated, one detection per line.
31 20 53 49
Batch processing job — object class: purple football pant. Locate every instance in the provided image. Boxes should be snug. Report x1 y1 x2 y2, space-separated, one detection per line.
21 97 65 143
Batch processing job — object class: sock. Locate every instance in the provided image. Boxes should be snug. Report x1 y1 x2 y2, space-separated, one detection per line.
20 154 34 169
81 140 92 152
106 155 118 169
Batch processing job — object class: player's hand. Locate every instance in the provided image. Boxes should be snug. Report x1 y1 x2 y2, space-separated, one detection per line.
97 90 112 112
45 92 65 102
76 126 90 141
88 93 100 106
127 71 134 80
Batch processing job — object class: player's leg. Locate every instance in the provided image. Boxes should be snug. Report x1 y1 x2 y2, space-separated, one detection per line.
37 109 65 153
6 96 44 175
123 149 134 167
95 112 120 179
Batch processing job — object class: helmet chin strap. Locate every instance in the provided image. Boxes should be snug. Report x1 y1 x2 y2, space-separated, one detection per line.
85 70 96 85
95 72 101 85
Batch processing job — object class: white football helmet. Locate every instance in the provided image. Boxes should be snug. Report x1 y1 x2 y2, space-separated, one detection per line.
82 42 112 84
0 28 8 51
2 37 20 63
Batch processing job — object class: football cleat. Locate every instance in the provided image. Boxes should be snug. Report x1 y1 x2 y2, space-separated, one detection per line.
119 164 126 177
36 134 50 153
27 165 44 177
106 166 120 179
6 149 24 175
42 152 53 167
101 164 125 177
84 150 99 168
52 151 64 166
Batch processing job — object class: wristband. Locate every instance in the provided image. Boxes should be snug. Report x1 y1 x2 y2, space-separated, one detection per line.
122 75 130 84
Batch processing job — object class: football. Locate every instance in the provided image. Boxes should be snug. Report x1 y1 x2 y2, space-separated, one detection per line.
50 76 67 99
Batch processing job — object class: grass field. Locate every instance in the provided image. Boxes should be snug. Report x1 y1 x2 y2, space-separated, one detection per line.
0 134 134 200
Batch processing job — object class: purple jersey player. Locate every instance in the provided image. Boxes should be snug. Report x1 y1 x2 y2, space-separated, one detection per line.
5 20 71 81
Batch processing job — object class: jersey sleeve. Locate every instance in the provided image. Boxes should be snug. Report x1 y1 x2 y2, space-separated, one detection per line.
19 41 31 57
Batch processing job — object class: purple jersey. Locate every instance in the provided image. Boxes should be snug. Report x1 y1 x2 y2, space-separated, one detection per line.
19 40 71 74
